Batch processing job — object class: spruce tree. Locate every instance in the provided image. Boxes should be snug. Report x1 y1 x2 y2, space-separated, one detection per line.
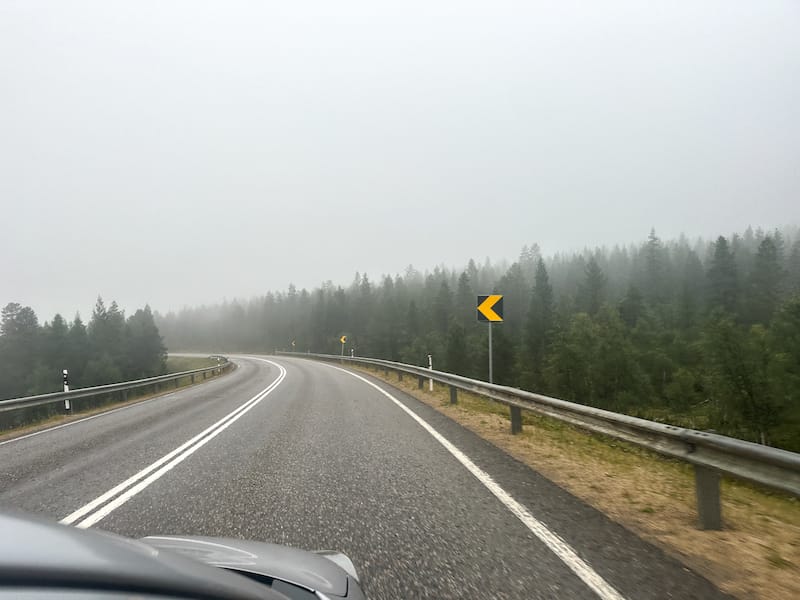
578 257 607 316
707 236 738 314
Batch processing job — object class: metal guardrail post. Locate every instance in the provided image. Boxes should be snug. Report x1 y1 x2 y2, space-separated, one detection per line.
418 376 424 389
695 466 722 530
510 406 523 434
398 371 403 382
450 386 458 405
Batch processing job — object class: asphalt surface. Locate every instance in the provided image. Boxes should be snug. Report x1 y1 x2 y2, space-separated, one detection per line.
0 356 731 600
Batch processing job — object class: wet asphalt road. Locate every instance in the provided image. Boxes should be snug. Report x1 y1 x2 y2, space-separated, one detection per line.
0 356 731 600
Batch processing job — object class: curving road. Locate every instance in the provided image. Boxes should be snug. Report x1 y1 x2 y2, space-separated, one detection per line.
0 356 730 599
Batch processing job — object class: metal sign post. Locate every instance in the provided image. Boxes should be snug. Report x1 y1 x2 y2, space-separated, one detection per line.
488 324 493 384
340 335 347 356
477 295 503 385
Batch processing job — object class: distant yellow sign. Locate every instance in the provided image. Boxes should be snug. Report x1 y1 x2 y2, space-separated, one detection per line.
340 335 347 344
477 295 504 322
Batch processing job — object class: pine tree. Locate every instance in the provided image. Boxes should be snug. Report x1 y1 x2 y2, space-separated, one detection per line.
619 286 644 328
704 315 784 444
593 307 652 410
445 318 469 375
578 257 607 315
519 243 541 286
495 262 528 330
679 251 705 328
545 313 597 404
32 314 70 394
0 303 40 398
707 236 738 314
520 259 555 390
124 306 167 379
67 314 90 386
786 240 800 294
770 297 800 388
745 236 784 325
433 281 453 334
644 228 666 304
455 271 474 327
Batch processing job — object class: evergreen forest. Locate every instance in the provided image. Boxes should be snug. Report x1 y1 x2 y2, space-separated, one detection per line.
157 226 800 451
0 298 166 400
3 227 799 451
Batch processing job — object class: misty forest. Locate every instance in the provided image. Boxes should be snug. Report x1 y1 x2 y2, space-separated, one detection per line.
3 226 800 452
0 299 166 401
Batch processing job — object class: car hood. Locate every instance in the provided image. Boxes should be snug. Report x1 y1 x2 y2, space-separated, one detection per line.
0 512 276 600
140 535 354 597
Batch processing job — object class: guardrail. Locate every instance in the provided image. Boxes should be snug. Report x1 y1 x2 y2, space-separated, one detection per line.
0 357 234 430
279 351 800 530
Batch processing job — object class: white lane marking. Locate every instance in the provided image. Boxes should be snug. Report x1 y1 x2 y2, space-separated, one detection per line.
0 397 172 447
0 362 242 448
324 364 627 600
61 359 285 528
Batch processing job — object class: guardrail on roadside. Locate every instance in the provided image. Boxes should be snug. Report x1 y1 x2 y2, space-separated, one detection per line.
279 351 800 530
0 357 234 428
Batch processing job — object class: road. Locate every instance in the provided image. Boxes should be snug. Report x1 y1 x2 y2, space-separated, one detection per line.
0 356 730 599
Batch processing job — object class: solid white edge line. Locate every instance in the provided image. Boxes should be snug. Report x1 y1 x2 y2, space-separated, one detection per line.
61 359 285 527
323 363 627 600
1 389 181 447
0 361 242 448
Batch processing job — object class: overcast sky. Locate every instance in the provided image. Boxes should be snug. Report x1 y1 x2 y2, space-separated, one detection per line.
1 1 798 321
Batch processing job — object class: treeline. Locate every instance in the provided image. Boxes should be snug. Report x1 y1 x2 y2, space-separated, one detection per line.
157 226 800 450
0 298 166 400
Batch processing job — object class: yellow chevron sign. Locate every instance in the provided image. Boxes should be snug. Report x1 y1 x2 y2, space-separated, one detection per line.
340 335 347 344
477 295 504 322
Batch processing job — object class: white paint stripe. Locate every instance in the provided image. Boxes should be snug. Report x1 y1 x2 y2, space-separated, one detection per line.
0 391 187 447
324 363 627 600
61 359 285 528
0 363 240 448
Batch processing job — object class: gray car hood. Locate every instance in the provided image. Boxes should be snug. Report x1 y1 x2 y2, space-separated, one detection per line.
141 535 353 597
0 512 278 600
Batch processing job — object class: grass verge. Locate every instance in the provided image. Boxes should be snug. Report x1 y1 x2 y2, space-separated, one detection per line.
355 365 800 600
166 355 220 373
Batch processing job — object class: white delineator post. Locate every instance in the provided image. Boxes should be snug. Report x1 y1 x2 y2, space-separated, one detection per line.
428 354 433 391
63 369 71 411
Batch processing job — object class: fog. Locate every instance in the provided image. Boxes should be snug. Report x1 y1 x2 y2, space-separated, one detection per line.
1 1 798 321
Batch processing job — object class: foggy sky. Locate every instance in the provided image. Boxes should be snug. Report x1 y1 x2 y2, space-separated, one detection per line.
2 1 798 322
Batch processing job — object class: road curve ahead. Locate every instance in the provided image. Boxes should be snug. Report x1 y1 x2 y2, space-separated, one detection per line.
0 356 730 600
